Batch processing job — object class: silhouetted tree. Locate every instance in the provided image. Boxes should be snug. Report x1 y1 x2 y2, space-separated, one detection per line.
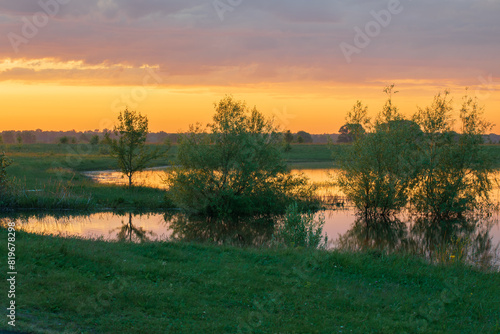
59 136 69 144
411 90 493 221
111 108 163 187
284 130 293 151
90 135 99 146
295 131 313 143
337 123 365 143
0 152 12 196
19 131 36 144
166 96 313 216
284 130 294 144
2 131 15 144
338 86 419 217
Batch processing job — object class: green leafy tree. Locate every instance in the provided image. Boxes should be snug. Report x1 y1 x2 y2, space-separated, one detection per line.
0 152 12 197
284 130 294 144
273 202 328 249
99 131 112 155
347 100 371 127
411 91 493 221
166 96 314 216
337 123 365 143
296 131 313 143
101 131 112 146
338 87 494 224
90 135 99 146
337 101 370 143
111 108 162 187
338 87 420 217
59 136 69 144
19 131 36 144
284 130 293 151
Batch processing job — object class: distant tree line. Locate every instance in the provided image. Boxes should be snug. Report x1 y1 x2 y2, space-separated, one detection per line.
0 129 342 145
1 126 497 146
0 130 181 145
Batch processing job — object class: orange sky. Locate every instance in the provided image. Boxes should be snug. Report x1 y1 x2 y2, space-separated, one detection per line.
1 77 499 134
1 1 499 133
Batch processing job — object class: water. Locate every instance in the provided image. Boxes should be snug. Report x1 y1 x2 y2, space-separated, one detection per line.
2 168 499 268
0 210 357 244
83 166 170 189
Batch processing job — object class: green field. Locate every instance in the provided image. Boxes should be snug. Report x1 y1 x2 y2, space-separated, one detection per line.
1 144 174 210
3 143 500 210
1 143 338 211
1 144 500 333
1 231 499 333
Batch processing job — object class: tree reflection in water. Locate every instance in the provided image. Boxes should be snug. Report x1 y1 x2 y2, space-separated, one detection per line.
114 212 155 242
409 215 497 269
337 212 499 270
337 214 408 253
164 212 275 247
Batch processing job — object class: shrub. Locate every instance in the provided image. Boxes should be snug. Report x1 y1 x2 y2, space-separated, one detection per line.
166 96 315 216
0 152 12 198
272 203 328 249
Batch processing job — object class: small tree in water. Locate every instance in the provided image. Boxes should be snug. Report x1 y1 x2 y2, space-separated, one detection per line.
412 90 493 221
273 202 328 249
111 108 162 187
338 86 493 223
166 95 314 216
337 86 421 218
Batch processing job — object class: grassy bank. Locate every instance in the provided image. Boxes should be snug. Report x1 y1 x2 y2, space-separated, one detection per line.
284 144 339 169
0 231 498 333
2 143 338 210
1 144 174 211
285 143 500 169
3 143 500 210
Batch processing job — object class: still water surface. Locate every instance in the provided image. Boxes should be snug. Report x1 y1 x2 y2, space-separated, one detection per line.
3 168 499 267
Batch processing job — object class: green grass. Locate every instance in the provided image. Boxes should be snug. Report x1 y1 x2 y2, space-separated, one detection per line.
2 143 339 210
1 143 175 211
1 231 498 333
3 143 500 210
284 144 348 169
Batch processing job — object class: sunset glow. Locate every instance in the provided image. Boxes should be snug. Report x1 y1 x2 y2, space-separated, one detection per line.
1 0 499 133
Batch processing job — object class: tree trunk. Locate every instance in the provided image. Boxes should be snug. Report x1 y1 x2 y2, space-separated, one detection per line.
128 174 132 187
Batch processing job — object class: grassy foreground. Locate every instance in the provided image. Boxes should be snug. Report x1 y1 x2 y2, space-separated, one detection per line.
1 231 499 333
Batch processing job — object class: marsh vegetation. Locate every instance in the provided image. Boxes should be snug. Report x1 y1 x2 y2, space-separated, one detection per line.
1 90 499 333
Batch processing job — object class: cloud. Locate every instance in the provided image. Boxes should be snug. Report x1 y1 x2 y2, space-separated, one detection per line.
0 0 498 87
